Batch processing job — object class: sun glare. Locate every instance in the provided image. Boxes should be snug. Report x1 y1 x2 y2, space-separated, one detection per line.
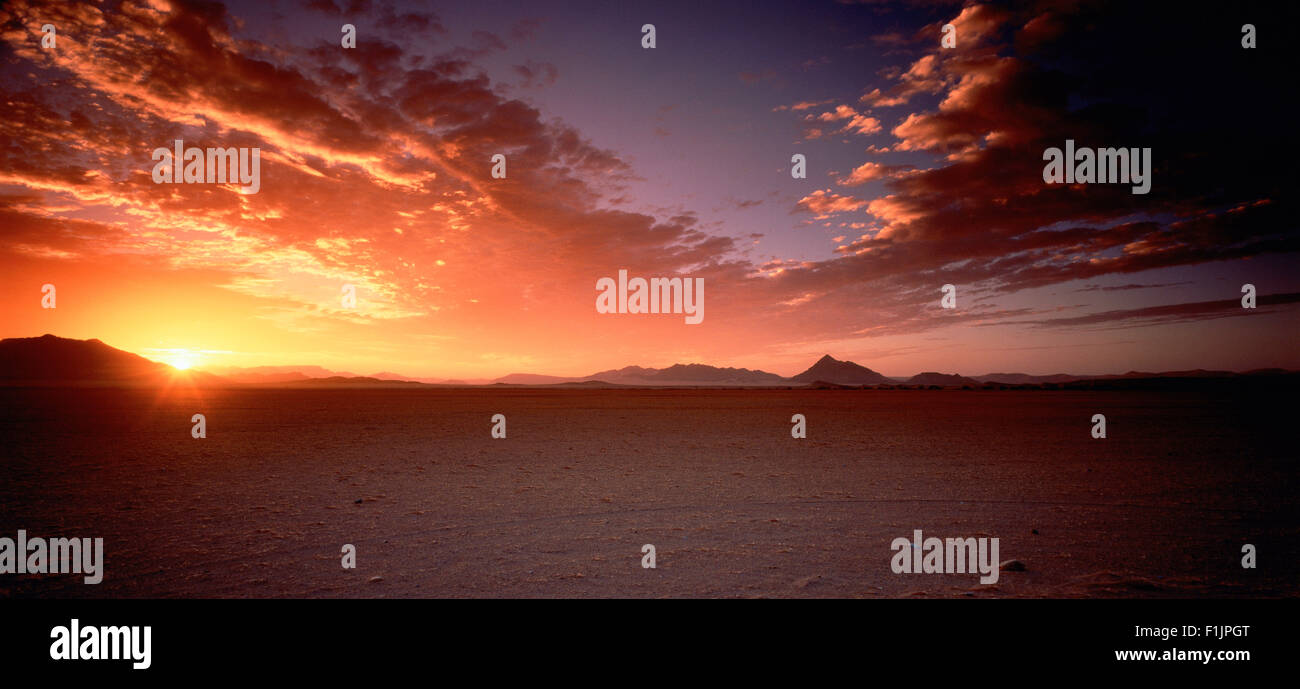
164 351 199 371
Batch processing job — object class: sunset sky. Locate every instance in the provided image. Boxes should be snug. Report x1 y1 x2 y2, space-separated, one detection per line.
1 0 1296 378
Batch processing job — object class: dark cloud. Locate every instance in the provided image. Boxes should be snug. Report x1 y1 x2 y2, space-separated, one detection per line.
769 0 1298 338
990 293 1300 330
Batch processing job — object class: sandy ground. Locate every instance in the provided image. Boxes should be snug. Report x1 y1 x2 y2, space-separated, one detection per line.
0 386 1294 598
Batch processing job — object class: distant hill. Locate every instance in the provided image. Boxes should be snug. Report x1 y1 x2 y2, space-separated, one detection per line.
369 371 495 385
0 334 220 385
367 371 422 382
219 371 314 384
584 365 658 383
509 363 788 386
494 373 585 385
207 365 358 383
619 363 786 386
908 372 981 386
208 365 487 386
975 372 1080 384
292 376 428 388
490 379 630 389
1118 369 1238 379
790 355 892 385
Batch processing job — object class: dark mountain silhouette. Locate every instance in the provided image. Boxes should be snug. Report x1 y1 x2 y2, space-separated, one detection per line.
1117 369 1238 379
1244 368 1292 376
908 372 981 386
975 373 1080 384
0 334 221 385
790 355 892 385
6 335 1295 390
295 376 428 387
624 363 786 385
503 363 787 386
583 365 658 382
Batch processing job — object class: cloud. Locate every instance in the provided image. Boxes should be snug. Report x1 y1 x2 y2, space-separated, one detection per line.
772 99 834 112
770 1 1298 343
0 0 735 335
740 70 779 84
943 3 1009 49
510 18 542 42
795 190 869 218
1 0 1295 370
805 105 882 137
513 60 558 88
836 161 906 186
993 293 1300 330
1073 282 1193 293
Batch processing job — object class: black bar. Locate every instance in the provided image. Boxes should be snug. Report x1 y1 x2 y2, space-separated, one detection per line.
0 598 1286 678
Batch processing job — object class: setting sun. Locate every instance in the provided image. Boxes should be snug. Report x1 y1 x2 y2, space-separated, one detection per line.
158 350 200 371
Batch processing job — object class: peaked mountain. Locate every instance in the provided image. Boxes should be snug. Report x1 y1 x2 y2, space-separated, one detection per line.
0 334 219 385
790 355 892 385
907 372 980 386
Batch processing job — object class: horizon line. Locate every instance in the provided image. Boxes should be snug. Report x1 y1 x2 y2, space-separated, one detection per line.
4 333 1295 384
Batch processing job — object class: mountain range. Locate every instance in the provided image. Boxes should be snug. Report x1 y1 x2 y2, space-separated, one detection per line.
0 334 224 386
1 335 1293 388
